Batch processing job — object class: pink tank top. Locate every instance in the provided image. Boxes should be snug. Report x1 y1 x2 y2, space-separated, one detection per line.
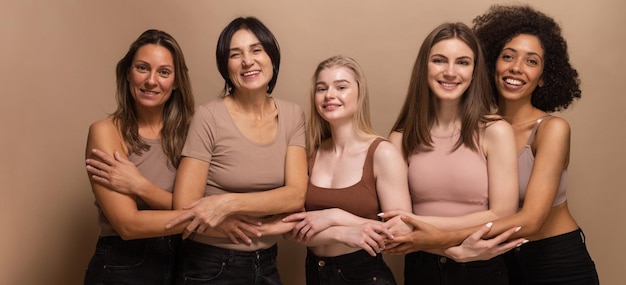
407 131 488 217
518 116 567 207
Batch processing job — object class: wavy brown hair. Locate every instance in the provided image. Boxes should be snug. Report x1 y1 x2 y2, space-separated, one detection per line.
391 22 497 158
112 29 195 168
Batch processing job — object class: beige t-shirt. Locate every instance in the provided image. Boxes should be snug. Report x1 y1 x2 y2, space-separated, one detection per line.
182 97 305 197
98 137 176 236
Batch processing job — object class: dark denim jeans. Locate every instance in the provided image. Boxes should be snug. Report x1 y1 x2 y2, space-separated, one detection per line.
176 240 281 285
404 251 509 285
83 234 181 285
504 228 599 285
305 249 397 285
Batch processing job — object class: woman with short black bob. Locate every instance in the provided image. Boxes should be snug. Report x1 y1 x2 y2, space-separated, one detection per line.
168 17 307 285
472 4 599 284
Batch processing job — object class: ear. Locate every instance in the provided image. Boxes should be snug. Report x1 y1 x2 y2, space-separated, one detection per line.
538 78 544 88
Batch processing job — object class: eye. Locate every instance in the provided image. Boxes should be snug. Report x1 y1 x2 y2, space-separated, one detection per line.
135 64 149 72
159 69 173 77
527 58 539 66
229 52 241 59
337 85 348 90
501 54 514 61
432 58 446 64
252 48 263 54
457 59 471 66
316 86 327 92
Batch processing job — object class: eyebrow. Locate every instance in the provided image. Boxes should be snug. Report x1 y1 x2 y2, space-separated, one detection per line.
317 79 352 85
502 47 544 60
229 42 263 52
133 59 174 69
430 54 474 61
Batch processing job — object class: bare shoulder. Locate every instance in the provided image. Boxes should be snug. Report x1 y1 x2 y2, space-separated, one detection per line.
373 139 404 166
388 131 404 148
86 117 125 155
483 118 514 138
535 116 571 145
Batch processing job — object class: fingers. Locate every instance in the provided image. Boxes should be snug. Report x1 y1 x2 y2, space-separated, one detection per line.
90 149 116 165
281 212 305 222
377 210 401 220
165 212 195 229
486 225 521 245
466 222 495 242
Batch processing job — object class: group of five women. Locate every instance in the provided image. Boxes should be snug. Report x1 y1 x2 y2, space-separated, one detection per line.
83 4 599 285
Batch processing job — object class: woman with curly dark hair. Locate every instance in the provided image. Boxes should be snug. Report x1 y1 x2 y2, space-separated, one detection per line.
470 5 599 284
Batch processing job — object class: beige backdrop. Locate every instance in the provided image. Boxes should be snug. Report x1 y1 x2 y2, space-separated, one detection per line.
1 0 624 284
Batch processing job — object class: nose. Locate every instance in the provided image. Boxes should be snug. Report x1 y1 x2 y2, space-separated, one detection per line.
324 88 337 100
241 53 253 66
146 71 157 86
510 58 523 73
443 64 457 77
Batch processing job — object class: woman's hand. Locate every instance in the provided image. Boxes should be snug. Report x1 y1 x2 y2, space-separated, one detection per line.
86 149 148 196
166 194 236 238
383 215 450 254
282 208 345 242
444 223 527 262
337 222 394 257
207 215 263 245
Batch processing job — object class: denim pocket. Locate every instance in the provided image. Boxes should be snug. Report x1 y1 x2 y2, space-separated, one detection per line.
103 239 148 270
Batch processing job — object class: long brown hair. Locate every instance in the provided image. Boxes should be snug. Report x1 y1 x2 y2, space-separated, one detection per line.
306 55 376 156
391 22 496 158
112 29 195 168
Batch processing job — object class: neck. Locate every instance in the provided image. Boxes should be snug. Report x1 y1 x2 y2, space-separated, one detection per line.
327 121 369 154
230 91 272 116
499 99 543 126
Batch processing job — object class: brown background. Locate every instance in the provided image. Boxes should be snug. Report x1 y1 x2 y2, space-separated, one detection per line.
1 0 623 284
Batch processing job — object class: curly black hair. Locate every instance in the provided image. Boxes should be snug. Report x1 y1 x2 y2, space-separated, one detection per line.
472 5 581 112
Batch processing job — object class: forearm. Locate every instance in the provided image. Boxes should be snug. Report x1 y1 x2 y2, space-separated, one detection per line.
110 209 188 240
417 210 503 232
135 182 173 210
225 186 306 216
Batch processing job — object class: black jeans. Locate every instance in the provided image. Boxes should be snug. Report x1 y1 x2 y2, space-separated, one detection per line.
83 235 181 285
305 249 397 285
176 240 282 285
504 228 599 285
404 251 509 285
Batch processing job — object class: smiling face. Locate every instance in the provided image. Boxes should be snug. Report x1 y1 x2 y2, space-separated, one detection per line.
495 34 545 103
427 38 475 102
227 29 273 94
314 65 359 124
127 44 176 110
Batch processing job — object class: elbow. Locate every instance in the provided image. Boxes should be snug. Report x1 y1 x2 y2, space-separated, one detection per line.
286 186 306 213
112 224 142 240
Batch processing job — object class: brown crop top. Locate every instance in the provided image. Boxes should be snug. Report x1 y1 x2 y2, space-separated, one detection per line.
304 138 384 220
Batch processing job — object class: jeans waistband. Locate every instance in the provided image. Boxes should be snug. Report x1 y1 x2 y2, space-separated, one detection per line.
184 239 278 259
307 248 380 265
522 228 585 251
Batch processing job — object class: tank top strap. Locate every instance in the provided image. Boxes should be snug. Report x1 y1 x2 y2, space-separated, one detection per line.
525 115 552 145
363 137 386 180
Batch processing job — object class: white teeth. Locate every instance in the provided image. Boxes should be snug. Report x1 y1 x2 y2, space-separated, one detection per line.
505 78 523 86
441 82 457 87
243 71 259 76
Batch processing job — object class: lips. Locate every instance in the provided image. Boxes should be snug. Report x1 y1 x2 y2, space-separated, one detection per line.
140 89 160 96
322 103 342 111
503 77 524 86
242 70 260 77
439 81 460 89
